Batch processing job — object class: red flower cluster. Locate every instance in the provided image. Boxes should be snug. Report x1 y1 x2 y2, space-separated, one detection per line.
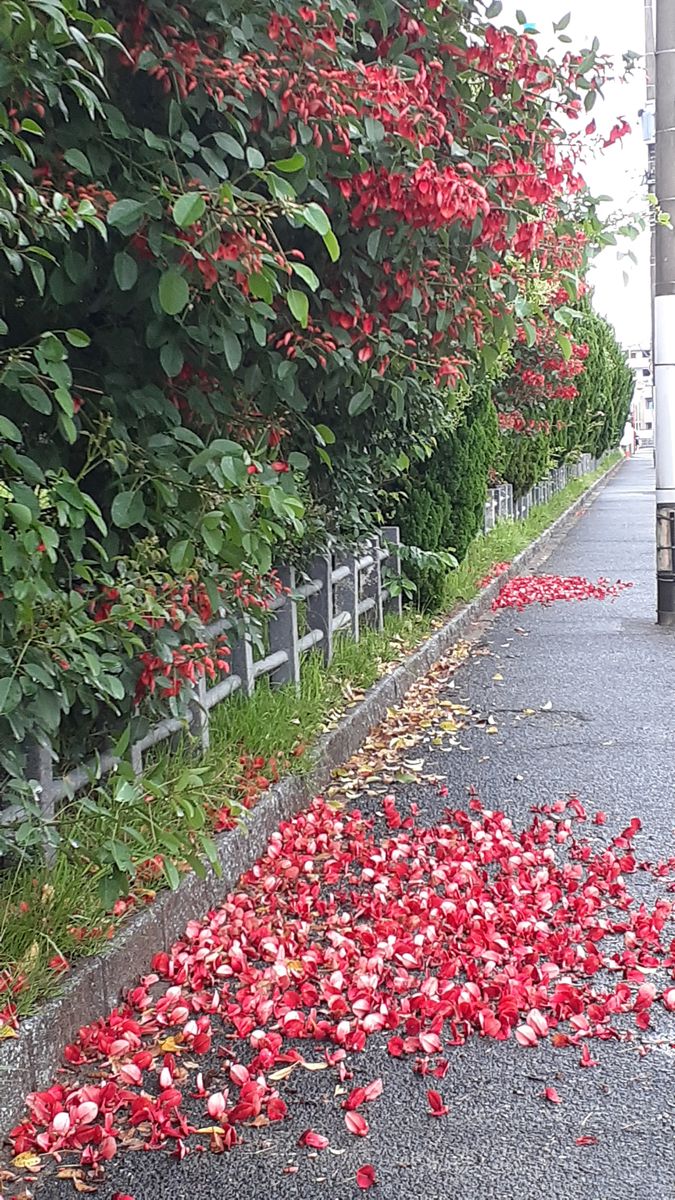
134 637 230 703
341 161 490 232
493 574 633 611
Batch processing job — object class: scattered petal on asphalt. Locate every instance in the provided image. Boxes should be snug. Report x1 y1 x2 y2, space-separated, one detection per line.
298 1129 329 1150
356 1164 377 1189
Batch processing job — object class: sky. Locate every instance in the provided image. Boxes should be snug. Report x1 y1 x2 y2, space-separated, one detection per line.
502 0 651 349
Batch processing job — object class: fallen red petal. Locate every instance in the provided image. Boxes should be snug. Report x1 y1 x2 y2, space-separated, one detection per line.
356 1164 377 1190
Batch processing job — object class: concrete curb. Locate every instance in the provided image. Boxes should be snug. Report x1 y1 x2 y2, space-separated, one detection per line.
0 458 621 1138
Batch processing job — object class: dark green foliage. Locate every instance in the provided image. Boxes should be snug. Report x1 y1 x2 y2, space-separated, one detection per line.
574 307 634 456
500 429 551 499
396 386 499 608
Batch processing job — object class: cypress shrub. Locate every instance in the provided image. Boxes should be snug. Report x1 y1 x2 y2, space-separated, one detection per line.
396 386 498 609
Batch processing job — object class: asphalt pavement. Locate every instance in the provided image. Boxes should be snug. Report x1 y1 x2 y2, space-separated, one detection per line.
25 452 675 1200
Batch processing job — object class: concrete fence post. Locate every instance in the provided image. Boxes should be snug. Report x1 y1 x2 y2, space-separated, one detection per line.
334 550 360 641
306 553 334 665
230 628 256 698
269 565 300 688
189 675 210 754
25 740 55 864
361 536 384 630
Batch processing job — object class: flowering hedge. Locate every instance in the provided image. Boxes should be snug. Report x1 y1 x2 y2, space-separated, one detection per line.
0 0 628 853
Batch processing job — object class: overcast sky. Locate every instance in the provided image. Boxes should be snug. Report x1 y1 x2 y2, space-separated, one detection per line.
502 1 650 348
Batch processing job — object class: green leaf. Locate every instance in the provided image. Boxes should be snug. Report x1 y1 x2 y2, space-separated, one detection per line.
64 148 92 175
323 230 340 262
246 146 265 169
159 271 190 316
20 118 43 135
0 676 22 715
20 384 52 414
160 341 184 378
114 251 138 291
367 228 382 259
8 502 32 530
557 332 572 360
314 423 336 446
173 192 206 229
292 263 320 291
554 11 571 31
0 415 21 442
163 858 180 890
170 538 194 573
348 388 373 416
111 489 145 528
107 198 146 231
274 152 306 173
288 451 309 470
249 273 273 303
223 331 242 372
99 869 128 908
65 329 90 347
302 203 331 236
212 131 245 159
288 289 309 328
364 116 385 143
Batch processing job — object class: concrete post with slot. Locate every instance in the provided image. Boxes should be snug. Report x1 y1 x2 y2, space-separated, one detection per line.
654 0 675 623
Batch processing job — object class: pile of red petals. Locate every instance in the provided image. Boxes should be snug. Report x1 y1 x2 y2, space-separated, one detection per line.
11 791 675 1173
478 561 510 589
493 574 633 611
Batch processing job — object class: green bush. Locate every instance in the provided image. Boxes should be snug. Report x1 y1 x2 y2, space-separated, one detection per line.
396 386 499 609
500 429 551 499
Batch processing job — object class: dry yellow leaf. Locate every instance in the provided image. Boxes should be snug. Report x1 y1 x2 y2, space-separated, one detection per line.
492 673 504 681
159 1036 183 1053
268 1064 297 1081
301 1061 328 1071
0 1023 18 1040
12 1152 41 1171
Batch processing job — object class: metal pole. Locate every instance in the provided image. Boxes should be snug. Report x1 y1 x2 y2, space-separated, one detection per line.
654 0 675 624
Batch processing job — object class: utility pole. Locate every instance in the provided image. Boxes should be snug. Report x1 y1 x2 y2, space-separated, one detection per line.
654 0 675 624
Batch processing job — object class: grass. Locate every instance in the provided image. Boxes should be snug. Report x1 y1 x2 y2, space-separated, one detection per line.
0 454 617 1023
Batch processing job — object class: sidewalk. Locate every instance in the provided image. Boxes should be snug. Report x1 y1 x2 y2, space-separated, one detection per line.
16 453 675 1200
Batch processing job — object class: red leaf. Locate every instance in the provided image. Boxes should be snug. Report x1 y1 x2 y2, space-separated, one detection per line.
356 1164 377 1190
363 1078 383 1103
543 1087 561 1104
298 1129 329 1150
345 1111 369 1137
426 1089 449 1117
575 1135 599 1146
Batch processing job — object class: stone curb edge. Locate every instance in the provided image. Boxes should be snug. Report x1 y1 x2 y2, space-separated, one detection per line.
0 457 622 1137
